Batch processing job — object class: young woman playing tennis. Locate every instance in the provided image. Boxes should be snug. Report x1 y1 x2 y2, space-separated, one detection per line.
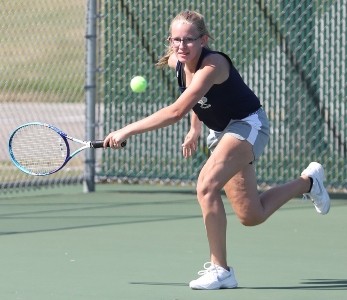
104 10 330 290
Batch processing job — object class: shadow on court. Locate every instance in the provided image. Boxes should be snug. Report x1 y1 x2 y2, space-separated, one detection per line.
130 278 347 290
241 279 347 290
0 184 346 300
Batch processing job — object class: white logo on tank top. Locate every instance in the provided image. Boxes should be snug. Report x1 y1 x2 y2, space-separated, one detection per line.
198 97 211 109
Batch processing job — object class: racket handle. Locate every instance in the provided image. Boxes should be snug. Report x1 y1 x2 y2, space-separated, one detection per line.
91 140 127 148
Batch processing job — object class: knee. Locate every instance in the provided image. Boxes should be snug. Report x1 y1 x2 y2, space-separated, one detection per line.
196 181 218 205
237 211 266 227
196 182 209 203
196 181 206 197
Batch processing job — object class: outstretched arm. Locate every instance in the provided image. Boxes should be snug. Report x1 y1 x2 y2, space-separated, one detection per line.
103 96 197 148
104 53 227 148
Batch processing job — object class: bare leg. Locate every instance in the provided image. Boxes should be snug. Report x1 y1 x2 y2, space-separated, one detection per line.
196 134 311 269
196 135 255 269
225 165 311 226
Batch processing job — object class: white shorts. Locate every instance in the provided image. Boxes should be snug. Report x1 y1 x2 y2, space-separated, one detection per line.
206 108 270 161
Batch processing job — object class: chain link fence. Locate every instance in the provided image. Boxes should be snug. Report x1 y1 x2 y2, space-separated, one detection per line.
99 0 346 191
1 1 86 191
1 0 346 194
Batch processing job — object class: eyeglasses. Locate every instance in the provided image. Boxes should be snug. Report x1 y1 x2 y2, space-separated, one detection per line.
168 35 202 47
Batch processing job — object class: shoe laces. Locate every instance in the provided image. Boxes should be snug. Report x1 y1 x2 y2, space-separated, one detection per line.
303 192 322 208
197 262 217 276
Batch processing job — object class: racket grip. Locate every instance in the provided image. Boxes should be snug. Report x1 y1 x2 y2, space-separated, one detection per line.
91 140 127 148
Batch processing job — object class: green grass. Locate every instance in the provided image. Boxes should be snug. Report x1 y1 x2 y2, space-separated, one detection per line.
0 1 85 102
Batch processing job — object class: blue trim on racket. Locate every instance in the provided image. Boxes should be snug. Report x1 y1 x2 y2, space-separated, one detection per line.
8 122 126 176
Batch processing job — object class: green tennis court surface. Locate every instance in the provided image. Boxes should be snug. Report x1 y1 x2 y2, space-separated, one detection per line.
0 184 346 300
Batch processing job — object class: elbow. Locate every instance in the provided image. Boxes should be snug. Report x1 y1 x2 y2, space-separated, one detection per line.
172 111 185 122
169 107 187 123
165 102 190 124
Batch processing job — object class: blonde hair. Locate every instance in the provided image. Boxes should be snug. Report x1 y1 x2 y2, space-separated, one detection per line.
156 10 213 68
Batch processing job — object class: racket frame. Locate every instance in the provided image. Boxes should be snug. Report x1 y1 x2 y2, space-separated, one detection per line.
8 122 107 176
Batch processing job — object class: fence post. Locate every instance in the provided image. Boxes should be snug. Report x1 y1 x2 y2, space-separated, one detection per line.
84 0 97 192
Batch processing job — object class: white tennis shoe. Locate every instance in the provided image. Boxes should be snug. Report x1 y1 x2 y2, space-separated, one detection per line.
189 262 238 290
301 162 330 215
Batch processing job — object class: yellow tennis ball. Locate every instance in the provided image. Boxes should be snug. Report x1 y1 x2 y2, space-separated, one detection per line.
130 76 147 93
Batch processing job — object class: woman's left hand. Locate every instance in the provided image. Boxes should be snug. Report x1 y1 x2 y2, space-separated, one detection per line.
182 130 200 158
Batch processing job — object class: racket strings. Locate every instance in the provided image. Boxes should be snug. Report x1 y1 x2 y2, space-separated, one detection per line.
10 124 68 174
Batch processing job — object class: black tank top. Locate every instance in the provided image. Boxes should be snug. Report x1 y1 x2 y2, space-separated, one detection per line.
176 48 261 131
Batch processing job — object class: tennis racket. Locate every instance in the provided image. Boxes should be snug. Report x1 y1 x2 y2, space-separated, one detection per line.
8 122 126 176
